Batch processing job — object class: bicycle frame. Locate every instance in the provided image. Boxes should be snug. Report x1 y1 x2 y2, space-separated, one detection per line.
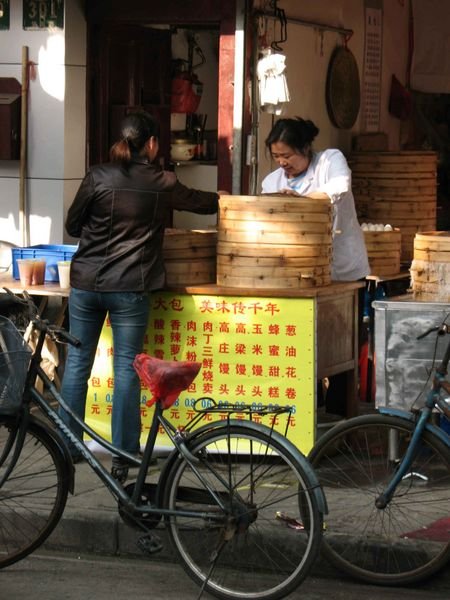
29 365 231 523
375 336 450 508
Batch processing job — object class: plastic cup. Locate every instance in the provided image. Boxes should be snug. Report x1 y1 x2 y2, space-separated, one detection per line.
17 259 36 286
57 261 71 289
32 259 46 285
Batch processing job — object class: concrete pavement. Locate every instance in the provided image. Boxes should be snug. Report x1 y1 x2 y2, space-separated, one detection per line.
42 446 450 594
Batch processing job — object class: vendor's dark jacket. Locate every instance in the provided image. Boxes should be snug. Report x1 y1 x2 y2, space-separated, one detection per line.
65 157 218 292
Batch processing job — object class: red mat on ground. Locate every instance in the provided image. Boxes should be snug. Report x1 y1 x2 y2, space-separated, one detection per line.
402 517 450 542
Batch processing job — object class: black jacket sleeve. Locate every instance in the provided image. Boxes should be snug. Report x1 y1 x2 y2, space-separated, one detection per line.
169 180 219 214
65 171 95 238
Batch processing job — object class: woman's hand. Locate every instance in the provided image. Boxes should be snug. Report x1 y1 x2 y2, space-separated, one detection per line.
278 188 301 196
305 191 330 200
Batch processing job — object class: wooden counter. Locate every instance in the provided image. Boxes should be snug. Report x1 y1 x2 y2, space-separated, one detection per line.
0 273 69 325
0 273 69 297
1 274 364 441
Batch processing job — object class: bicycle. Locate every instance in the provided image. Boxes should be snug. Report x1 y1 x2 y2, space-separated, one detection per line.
0 287 326 600
308 315 450 587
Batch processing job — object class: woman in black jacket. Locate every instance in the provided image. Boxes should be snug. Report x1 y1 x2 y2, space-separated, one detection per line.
61 111 219 476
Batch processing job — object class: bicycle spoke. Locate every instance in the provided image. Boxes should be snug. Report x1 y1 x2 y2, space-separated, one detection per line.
0 417 69 568
310 414 450 585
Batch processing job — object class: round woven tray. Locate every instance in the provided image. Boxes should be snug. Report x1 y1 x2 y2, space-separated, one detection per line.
326 46 360 129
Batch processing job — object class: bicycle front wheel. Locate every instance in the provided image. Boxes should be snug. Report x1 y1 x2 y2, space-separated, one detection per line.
0 415 70 568
163 424 323 600
309 413 450 586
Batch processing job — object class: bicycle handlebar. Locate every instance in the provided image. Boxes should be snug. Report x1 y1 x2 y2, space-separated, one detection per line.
47 325 81 347
416 323 450 340
2 286 80 347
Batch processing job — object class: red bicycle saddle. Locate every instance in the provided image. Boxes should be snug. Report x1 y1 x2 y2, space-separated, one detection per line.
133 354 202 408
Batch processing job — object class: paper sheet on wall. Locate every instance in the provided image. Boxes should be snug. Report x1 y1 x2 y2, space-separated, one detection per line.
362 1 383 132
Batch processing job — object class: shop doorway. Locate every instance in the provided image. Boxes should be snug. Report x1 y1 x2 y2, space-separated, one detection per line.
87 24 172 167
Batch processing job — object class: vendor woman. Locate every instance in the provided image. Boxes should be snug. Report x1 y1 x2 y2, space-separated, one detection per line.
262 117 370 415
261 117 369 281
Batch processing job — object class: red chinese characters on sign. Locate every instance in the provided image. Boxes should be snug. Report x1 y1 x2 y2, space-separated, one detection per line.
146 294 312 416
86 293 314 454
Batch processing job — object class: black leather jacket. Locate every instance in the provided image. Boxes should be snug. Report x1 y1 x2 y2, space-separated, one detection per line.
66 157 219 292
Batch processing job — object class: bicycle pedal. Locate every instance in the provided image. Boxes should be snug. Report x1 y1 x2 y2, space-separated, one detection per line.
111 464 129 483
137 533 163 555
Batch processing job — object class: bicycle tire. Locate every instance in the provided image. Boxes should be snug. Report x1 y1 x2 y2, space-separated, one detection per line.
309 413 450 586
0 415 70 568
163 423 323 600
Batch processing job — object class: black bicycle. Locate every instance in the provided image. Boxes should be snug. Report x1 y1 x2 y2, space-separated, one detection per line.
0 288 326 600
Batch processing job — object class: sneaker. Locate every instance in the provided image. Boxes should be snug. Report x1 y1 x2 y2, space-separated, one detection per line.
111 453 157 482
111 461 129 484
110 453 144 482
70 452 85 465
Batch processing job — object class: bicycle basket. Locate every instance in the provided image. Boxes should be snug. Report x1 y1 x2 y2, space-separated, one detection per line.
0 315 32 415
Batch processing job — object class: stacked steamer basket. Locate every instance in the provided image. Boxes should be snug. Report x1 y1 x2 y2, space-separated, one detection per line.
349 151 437 265
410 231 450 301
361 225 402 276
217 195 332 289
163 229 217 286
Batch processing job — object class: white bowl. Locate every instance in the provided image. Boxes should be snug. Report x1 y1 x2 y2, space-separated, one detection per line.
171 143 196 161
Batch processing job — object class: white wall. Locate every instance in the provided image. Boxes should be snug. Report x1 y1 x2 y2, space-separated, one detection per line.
253 0 410 191
0 0 86 247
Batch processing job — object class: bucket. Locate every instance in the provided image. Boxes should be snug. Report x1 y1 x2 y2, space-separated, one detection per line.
217 195 332 289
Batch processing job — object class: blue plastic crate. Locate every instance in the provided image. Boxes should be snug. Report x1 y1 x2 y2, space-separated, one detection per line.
12 244 78 282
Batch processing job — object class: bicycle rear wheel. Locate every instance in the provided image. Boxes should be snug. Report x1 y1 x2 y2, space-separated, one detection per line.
309 413 450 586
0 415 70 567
163 424 323 600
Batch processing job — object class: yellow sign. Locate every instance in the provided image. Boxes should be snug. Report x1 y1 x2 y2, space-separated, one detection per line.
86 293 316 453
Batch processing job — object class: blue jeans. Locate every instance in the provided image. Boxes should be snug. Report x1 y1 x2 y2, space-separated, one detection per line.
60 288 149 454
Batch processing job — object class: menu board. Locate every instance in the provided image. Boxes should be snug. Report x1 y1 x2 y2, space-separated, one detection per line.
86 292 316 454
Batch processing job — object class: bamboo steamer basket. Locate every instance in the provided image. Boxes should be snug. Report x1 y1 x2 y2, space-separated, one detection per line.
163 228 217 286
410 231 450 301
363 228 401 276
349 151 437 263
217 195 332 289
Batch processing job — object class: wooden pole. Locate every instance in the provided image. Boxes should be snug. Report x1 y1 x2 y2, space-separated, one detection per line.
19 46 29 247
